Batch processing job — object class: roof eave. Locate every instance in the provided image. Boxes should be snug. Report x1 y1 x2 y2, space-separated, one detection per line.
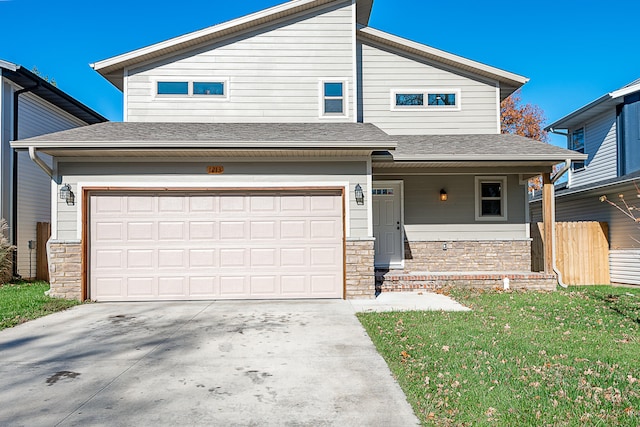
546 83 640 131
12 140 397 151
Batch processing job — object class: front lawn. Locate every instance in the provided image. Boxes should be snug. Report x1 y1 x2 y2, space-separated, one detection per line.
0 282 80 331
358 286 640 426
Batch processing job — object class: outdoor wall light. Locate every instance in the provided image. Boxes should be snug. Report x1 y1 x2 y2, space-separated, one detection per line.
355 184 365 205
60 183 75 206
440 189 448 202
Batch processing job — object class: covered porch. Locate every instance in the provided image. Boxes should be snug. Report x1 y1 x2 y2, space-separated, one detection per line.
370 134 587 292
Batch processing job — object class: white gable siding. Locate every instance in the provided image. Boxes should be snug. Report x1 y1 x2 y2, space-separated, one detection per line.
126 1 355 123
16 93 86 278
568 110 618 188
358 41 499 135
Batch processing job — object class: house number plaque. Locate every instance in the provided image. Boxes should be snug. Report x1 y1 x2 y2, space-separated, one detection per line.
207 166 224 174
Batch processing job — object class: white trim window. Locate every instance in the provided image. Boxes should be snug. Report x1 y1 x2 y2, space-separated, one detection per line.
391 88 461 111
475 176 508 221
320 80 348 118
156 79 229 100
569 127 585 171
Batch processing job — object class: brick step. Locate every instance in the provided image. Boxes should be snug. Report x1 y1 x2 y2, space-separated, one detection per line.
375 271 557 292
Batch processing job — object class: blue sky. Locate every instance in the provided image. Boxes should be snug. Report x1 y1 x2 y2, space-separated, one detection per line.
1 0 639 148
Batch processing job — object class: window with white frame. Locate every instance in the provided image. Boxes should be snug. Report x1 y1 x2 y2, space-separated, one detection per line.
320 80 347 117
391 89 461 111
156 80 228 98
475 176 508 221
569 128 585 170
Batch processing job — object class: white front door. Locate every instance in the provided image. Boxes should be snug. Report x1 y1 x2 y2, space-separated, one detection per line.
373 182 403 267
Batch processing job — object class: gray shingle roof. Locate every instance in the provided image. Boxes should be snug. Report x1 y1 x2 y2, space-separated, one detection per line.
391 134 584 161
17 122 393 144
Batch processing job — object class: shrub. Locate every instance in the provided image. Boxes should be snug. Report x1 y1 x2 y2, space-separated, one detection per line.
0 219 15 284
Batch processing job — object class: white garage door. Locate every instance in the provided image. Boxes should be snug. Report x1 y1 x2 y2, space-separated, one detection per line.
89 191 344 301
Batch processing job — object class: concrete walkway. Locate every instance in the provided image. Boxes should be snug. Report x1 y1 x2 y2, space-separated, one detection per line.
350 291 471 313
0 300 420 427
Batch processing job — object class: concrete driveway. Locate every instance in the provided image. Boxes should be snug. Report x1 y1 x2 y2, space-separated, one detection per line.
0 300 419 426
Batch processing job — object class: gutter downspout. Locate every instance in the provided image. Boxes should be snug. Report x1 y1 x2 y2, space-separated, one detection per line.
549 159 572 288
28 146 53 178
12 82 40 278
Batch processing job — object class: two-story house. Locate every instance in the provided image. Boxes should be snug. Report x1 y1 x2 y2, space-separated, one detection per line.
12 0 583 301
532 79 640 285
1 60 106 280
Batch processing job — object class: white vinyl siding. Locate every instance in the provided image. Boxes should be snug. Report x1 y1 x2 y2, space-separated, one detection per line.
609 250 640 285
126 1 354 123
54 159 369 241
15 93 87 278
568 110 618 188
358 40 499 135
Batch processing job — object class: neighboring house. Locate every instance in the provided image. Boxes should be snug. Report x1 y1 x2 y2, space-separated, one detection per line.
0 60 106 279
12 0 583 301
531 79 640 285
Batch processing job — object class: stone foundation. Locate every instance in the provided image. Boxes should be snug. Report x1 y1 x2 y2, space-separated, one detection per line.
345 238 375 299
404 240 532 272
47 240 82 300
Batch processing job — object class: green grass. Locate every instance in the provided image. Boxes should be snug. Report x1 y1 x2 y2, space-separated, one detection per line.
358 286 640 426
0 281 80 331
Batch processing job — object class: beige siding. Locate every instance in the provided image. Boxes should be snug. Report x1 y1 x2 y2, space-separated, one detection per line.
398 174 528 240
126 1 355 123
569 110 618 188
16 93 86 278
359 41 499 135
55 159 369 241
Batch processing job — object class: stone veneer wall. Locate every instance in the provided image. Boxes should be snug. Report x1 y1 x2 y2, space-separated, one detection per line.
47 240 82 300
404 240 532 272
345 238 375 299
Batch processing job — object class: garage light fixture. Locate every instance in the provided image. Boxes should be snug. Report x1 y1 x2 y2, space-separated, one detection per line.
60 183 75 206
440 189 448 202
355 184 364 205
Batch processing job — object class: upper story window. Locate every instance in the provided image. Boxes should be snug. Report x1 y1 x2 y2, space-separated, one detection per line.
428 93 456 106
322 81 346 116
391 89 461 111
157 82 188 95
475 176 508 221
570 128 585 171
156 80 228 98
193 82 225 96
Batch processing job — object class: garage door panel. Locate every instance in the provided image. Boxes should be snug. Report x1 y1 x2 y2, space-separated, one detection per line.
127 196 154 213
189 249 216 268
158 277 186 297
250 276 278 295
90 191 343 301
189 277 217 296
220 248 247 267
189 222 216 239
158 222 185 240
220 221 247 240
219 276 247 296
158 249 185 268
250 221 277 239
127 250 154 268
158 196 185 212
127 277 154 297
128 222 154 240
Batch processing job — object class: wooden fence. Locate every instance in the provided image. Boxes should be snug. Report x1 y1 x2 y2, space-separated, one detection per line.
36 222 50 281
531 222 610 285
